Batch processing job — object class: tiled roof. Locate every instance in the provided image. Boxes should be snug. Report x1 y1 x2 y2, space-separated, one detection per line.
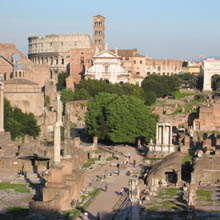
5 78 38 85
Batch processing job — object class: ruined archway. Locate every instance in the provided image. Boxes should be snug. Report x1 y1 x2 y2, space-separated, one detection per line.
203 59 220 91
211 74 220 91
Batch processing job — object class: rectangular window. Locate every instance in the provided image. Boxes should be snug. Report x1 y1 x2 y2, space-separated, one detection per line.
62 59 64 64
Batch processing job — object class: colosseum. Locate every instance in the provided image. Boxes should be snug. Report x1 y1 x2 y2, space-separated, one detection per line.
28 14 105 83
28 34 92 74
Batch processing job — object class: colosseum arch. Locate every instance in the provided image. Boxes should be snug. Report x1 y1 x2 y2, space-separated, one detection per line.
203 59 220 91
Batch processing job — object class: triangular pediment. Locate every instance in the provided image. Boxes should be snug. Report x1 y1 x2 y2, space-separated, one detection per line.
94 50 119 58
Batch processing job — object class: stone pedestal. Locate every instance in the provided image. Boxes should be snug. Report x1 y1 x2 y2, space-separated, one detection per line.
62 158 73 176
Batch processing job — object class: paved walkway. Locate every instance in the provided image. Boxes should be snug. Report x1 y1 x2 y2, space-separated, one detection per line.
77 146 143 220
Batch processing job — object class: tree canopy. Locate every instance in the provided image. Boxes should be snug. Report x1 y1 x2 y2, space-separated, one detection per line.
56 72 69 91
4 99 40 140
61 79 156 105
141 74 178 97
86 93 158 144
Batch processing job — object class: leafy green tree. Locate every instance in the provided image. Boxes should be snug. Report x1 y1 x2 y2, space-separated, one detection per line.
106 95 157 144
145 91 156 106
76 79 109 97
174 73 197 89
212 74 220 91
86 93 118 140
56 72 69 91
141 74 178 97
4 99 40 140
73 88 90 100
61 89 75 104
86 93 158 144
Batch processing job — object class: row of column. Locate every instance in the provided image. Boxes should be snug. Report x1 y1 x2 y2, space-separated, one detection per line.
31 56 65 66
156 123 172 145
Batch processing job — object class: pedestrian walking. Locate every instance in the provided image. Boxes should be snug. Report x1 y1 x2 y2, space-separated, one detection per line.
117 163 120 176
128 153 131 161
104 183 108 192
84 211 88 220
133 159 136 168
97 212 101 220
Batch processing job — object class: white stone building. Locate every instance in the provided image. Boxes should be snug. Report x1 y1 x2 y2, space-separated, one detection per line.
85 49 129 84
203 58 220 91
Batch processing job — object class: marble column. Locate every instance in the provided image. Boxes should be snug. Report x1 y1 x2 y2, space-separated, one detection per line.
156 123 159 144
0 77 4 132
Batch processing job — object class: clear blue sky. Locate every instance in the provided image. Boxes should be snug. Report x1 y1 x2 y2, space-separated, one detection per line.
1 0 220 60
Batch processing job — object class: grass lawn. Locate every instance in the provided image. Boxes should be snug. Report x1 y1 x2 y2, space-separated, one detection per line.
93 149 105 154
181 155 193 165
106 156 114 161
82 158 99 169
63 188 101 220
0 182 29 193
173 91 195 99
159 188 180 197
197 189 212 201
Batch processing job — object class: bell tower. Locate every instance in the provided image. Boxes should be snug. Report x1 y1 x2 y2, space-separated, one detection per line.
93 14 105 52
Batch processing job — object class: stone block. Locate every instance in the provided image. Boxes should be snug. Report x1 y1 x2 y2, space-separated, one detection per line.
48 166 64 183
62 158 73 176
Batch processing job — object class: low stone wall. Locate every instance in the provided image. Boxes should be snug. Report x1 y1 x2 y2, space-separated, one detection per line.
0 158 18 169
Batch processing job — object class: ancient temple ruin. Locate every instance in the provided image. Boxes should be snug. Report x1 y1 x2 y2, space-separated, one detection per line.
147 121 176 157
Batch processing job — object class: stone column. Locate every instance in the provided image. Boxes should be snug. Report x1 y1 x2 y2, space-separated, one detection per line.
164 125 168 145
54 125 61 165
156 123 159 144
128 177 140 203
158 125 163 144
0 77 4 132
63 105 71 158
56 94 63 126
53 94 63 165
169 125 172 145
